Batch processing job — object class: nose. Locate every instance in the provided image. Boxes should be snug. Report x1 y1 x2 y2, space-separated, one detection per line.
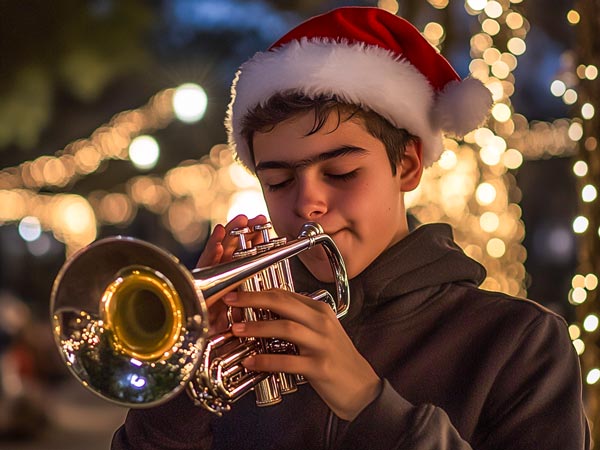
293 177 327 220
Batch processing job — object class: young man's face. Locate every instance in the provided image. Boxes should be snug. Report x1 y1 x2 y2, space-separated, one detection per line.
252 111 423 281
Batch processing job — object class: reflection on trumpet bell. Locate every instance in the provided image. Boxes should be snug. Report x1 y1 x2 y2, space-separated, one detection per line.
50 222 349 414
101 266 184 362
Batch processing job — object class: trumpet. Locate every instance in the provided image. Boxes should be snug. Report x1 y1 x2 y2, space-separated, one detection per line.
50 222 349 415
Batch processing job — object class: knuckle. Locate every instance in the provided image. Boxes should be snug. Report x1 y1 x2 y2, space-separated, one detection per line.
280 320 298 336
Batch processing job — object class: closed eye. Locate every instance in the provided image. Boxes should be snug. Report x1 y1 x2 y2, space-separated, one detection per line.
326 170 359 182
265 178 293 192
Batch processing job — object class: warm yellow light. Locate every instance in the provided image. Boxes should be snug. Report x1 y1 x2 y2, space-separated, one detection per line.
550 80 567 97
467 0 488 11
483 48 501 65
569 324 581 340
476 183 497 205
568 122 584 141
427 0 449 8
484 1 503 19
505 12 524 29
437 150 458 170
502 148 523 169
424 22 444 42
583 314 599 333
572 274 586 289
486 238 506 258
474 127 494 147
489 135 507 152
65 200 94 234
480 147 501 166
585 274 599 291
479 136 506 166
53 195 97 250
567 9 580 25
469 59 490 81
573 216 589 233
471 33 493 54
507 37 526 56
480 212 500 232
573 339 585 355
563 89 578 105
482 19 500 36
0 190 27 221
585 65 598 80
227 189 269 222
74 146 102 174
377 0 399 14
577 64 587 79
486 79 504 101
99 193 134 225
570 287 587 305
491 103 512 122
586 137 598 151
582 184 597 202
228 163 261 189
573 160 589 177
581 103 595 120
491 61 510 79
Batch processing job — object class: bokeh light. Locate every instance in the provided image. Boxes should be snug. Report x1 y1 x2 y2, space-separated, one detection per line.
18 216 42 242
173 83 208 123
129 135 160 170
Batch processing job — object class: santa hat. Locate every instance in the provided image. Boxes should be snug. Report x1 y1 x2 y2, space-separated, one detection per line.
226 6 492 171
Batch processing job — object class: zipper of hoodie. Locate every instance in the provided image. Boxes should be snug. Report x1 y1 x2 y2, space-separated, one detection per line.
324 409 336 449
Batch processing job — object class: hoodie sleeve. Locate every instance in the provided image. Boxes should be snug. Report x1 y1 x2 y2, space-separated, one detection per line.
339 313 589 450
338 379 473 449
111 390 213 450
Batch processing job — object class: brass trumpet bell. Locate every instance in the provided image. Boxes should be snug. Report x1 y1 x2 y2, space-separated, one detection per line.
51 237 208 407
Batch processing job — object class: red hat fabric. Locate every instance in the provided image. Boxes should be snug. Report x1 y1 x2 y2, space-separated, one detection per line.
226 6 493 171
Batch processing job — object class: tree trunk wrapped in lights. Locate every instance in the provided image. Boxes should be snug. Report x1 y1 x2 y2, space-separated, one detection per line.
573 0 600 441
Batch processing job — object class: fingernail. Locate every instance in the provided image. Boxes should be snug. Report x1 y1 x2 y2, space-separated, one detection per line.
242 357 255 368
223 292 238 303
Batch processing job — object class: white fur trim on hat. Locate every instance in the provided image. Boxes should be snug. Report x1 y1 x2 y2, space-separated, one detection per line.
226 39 491 171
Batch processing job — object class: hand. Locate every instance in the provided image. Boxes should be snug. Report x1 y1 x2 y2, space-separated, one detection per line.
224 289 382 421
196 214 268 334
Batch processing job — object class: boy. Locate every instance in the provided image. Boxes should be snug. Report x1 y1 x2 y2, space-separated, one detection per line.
112 7 589 449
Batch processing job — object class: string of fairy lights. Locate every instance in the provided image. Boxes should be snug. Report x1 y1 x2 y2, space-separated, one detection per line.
400 0 532 298
1 0 597 430
561 0 600 442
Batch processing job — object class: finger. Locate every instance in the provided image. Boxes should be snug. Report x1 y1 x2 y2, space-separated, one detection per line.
242 353 315 378
231 319 318 349
196 224 226 268
224 290 334 330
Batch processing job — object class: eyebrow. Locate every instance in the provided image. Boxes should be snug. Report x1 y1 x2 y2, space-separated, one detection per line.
255 145 368 172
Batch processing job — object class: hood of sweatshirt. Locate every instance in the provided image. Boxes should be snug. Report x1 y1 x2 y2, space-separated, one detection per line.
291 223 486 320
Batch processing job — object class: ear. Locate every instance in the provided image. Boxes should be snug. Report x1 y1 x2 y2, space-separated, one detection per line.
398 139 424 192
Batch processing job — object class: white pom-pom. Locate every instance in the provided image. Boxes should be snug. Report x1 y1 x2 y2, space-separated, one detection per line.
431 77 493 136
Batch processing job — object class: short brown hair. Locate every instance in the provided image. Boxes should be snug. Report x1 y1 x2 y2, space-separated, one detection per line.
240 92 417 175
